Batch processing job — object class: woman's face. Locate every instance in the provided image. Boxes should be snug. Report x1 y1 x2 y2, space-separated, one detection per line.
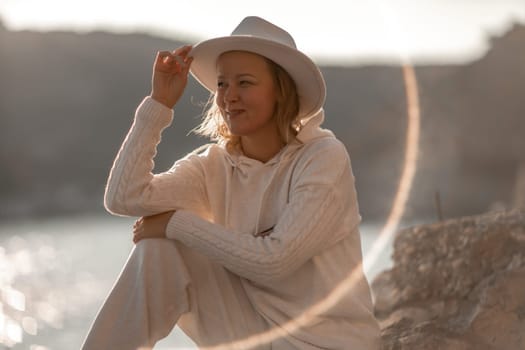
215 51 278 138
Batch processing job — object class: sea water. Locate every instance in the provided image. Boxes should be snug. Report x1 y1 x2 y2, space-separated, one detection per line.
0 215 393 350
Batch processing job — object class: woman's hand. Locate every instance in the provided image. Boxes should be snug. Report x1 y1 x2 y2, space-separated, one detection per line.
133 211 176 244
150 45 193 109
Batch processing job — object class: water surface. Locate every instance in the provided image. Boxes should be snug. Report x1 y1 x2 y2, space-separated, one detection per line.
0 215 392 349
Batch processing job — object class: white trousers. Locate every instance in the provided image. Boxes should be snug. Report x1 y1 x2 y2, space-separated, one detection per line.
81 239 268 350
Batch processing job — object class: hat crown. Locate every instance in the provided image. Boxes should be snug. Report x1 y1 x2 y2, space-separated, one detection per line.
230 16 297 49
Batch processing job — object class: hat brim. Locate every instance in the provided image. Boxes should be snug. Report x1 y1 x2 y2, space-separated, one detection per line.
189 36 326 120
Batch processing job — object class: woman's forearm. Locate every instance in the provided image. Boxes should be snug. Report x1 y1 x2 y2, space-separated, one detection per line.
104 97 174 216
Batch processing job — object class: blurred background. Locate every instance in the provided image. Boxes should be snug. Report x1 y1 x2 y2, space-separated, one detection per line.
0 0 524 349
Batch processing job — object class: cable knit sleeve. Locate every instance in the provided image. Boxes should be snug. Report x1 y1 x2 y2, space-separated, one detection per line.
166 139 360 284
104 97 208 217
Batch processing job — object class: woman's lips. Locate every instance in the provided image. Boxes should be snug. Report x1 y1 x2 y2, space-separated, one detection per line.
227 109 245 118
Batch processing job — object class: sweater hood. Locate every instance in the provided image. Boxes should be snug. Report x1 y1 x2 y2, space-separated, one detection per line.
221 108 334 233
295 108 334 143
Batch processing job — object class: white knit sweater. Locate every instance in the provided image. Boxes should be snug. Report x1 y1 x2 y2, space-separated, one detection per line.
104 97 381 349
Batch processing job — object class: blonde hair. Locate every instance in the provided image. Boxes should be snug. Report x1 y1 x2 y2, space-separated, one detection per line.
193 55 300 148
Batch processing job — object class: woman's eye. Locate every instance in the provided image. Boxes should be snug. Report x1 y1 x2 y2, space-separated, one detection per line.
217 81 224 88
239 80 252 86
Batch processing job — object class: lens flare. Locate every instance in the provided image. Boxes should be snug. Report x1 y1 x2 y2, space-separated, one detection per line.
171 3 423 347
192 63 421 350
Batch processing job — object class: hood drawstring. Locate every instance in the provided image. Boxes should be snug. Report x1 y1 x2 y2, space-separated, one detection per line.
252 152 291 234
223 155 251 227
224 108 333 235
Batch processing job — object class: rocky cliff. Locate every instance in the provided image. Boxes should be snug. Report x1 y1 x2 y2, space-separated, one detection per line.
373 209 525 349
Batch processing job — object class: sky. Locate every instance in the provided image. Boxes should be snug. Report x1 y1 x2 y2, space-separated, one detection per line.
1 0 524 64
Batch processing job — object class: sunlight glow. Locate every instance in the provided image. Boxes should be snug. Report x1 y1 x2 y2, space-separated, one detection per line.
1 0 524 64
4 287 26 312
36 302 63 329
0 0 520 348
0 312 23 346
22 317 38 336
30 345 50 350
6 320 22 343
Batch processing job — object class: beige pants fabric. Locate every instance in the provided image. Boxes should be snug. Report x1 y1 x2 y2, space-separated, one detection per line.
81 239 269 350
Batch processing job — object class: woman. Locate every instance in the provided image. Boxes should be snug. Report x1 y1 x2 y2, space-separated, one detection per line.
82 16 381 350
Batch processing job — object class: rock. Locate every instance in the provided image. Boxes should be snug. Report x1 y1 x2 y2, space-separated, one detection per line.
372 209 525 350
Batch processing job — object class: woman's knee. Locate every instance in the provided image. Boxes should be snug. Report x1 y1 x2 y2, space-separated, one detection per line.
134 237 175 250
133 238 179 260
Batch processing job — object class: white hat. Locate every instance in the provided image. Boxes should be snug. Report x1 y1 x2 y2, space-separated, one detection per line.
189 16 326 120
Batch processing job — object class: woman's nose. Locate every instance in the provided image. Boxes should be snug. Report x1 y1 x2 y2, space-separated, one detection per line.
224 85 238 102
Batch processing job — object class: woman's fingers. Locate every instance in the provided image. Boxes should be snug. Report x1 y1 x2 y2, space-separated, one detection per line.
133 231 141 244
151 47 192 108
182 56 193 74
155 45 193 73
172 45 192 59
132 212 174 244
133 217 143 228
133 218 143 243
170 45 193 70
155 50 172 65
